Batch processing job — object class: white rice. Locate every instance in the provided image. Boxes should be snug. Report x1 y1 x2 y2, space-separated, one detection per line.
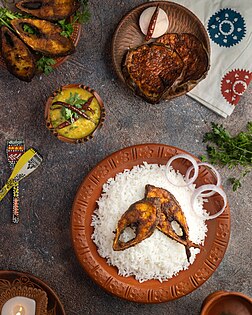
91 162 208 283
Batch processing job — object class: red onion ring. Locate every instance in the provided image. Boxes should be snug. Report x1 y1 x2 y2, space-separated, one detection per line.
165 154 199 187
191 184 227 220
185 162 221 197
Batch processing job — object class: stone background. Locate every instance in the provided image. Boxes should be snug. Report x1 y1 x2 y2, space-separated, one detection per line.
0 1 251 314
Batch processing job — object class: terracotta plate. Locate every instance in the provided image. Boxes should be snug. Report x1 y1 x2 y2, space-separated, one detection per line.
112 1 210 101
71 144 230 303
0 270 66 314
0 1 81 73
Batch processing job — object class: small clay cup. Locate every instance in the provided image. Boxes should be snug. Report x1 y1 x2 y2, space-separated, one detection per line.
45 84 105 144
201 290 252 315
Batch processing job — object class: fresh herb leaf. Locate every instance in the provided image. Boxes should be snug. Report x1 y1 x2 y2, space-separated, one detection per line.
36 56 56 75
65 92 85 107
58 19 74 38
58 1 90 38
23 23 35 34
0 7 23 30
202 122 252 190
62 107 73 121
229 178 241 191
74 0 91 23
61 92 87 122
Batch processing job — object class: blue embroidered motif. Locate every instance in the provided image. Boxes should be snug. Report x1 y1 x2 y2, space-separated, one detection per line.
207 8 246 47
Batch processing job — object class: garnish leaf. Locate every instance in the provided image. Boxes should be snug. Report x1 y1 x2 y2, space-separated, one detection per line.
36 56 56 75
74 0 90 23
65 92 86 107
58 19 74 38
61 92 86 122
0 7 23 30
58 1 90 37
23 23 35 34
202 122 252 191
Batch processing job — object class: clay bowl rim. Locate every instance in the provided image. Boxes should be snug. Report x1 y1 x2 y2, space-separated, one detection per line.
0 270 66 315
111 0 211 102
201 290 252 315
44 83 106 144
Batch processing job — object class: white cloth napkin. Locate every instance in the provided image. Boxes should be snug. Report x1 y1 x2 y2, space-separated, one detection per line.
150 0 252 117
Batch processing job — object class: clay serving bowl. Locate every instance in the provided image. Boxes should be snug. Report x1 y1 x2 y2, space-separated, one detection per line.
45 84 105 144
112 1 210 102
0 1 81 76
201 290 252 315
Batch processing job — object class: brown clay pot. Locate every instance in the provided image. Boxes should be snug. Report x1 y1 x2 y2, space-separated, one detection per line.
45 83 105 144
201 290 252 315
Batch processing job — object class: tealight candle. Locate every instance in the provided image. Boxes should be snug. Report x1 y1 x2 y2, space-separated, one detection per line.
1 296 36 315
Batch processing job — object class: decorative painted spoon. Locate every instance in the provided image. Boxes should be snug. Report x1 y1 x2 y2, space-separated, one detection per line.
0 148 42 202
6 140 25 223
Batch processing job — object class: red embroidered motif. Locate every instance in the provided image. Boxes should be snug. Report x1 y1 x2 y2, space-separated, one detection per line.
221 69 251 105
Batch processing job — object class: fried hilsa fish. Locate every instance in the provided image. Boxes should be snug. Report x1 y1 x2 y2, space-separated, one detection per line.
145 184 200 261
113 198 161 251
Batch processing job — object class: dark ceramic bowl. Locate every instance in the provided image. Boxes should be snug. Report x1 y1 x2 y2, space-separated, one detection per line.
45 84 105 144
0 1 81 74
201 291 252 315
112 1 210 102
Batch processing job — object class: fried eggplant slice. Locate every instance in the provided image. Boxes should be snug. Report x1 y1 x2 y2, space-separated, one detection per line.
145 184 200 260
156 33 209 84
11 18 75 57
16 0 80 22
113 198 161 251
0 26 35 82
122 43 184 104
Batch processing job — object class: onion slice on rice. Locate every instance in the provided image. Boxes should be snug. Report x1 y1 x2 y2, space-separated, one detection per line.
191 184 227 220
166 154 199 187
185 162 221 197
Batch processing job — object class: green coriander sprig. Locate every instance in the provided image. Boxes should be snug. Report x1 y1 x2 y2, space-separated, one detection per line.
0 7 23 30
36 56 56 75
59 0 90 38
62 92 86 122
58 19 74 38
75 0 90 24
201 122 252 191
65 92 85 107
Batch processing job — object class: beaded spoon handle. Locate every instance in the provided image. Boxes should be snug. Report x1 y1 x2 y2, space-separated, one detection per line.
6 140 25 223
0 148 42 202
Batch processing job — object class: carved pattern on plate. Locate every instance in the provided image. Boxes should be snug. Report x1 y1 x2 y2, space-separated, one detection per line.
137 146 154 159
216 222 230 239
92 165 110 179
175 281 192 297
79 184 94 201
208 245 224 266
116 151 131 164
194 267 211 284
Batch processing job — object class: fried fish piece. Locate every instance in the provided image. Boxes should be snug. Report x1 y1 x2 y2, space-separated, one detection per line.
16 0 80 21
122 43 184 104
11 18 75 57
113 198 161 251
0 26 36 82
145 184 200 260
156 33 209 84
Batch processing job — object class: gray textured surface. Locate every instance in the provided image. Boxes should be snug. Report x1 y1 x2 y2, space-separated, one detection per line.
0 1 251 314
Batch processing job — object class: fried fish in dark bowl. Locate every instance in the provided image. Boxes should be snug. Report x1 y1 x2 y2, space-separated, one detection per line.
45 84 106 144
0 0 82 81
112 1 210 104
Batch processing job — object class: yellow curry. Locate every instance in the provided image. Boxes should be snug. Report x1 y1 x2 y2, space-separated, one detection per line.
50 87 101 139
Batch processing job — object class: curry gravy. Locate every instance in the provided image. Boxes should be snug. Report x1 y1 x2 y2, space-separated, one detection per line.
50 87 101 139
